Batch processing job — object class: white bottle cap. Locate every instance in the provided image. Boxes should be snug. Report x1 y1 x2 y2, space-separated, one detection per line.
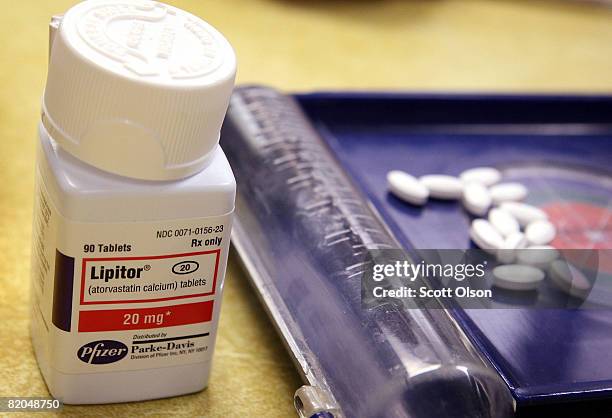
43 0 236 180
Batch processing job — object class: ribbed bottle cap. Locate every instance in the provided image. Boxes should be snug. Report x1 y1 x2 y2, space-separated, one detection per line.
43 0 236 180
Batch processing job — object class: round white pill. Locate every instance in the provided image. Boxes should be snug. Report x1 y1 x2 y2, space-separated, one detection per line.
497 232 528 264
493 264 545 291
459 167 501 187
549 259 592 299
525 220 556 245
419 174 464 200
470 219 504 254
387 170 429 205
499 202 548 227
489 182 528 205
488 208 519 238
516 245 559 269
462 182 492 216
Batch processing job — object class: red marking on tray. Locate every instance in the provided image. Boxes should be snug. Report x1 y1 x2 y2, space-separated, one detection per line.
542 201 612 273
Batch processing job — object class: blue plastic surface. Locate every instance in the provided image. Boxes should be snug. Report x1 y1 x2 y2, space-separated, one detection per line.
296 92 612 405
223 87 515 418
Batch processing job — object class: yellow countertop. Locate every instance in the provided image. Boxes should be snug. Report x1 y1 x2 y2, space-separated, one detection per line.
0 1 611 417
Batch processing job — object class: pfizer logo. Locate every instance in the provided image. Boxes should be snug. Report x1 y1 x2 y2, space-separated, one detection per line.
77 340 128 364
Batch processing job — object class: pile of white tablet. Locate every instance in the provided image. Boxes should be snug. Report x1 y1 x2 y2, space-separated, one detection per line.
387 167 589 296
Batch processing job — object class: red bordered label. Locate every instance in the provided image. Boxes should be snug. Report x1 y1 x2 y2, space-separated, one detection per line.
79 250 220 305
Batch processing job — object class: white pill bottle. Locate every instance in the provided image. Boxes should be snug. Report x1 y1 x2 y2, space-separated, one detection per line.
30 0 236 404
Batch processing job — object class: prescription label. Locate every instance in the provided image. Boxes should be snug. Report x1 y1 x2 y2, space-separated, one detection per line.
80 250 219 305
30 170 232 374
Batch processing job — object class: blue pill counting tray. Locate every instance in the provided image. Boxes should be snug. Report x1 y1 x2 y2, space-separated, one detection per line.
221 87 612 417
